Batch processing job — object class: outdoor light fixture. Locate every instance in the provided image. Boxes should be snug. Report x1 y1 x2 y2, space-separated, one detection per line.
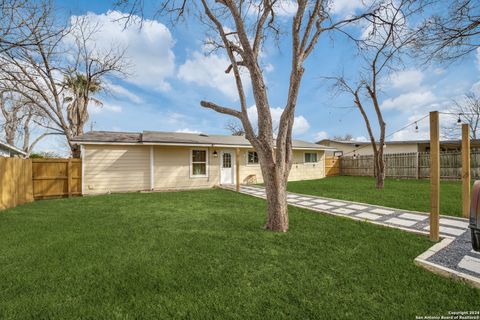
213 150 218 157
457 114 462 124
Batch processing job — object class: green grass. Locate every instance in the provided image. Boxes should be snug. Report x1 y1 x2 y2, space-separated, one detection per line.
0 189 478 319
287 176 464 217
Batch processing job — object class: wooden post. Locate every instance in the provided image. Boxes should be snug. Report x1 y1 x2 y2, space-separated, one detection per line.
430 111 440 241
236 148 240 192
416 152 420 179
67 158 72 198
462 124 471 218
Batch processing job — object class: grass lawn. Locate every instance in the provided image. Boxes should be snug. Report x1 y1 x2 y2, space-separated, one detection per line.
0 189 478 319
288 176 464 217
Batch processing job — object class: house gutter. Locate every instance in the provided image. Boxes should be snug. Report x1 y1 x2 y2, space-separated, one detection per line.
72 141 332 151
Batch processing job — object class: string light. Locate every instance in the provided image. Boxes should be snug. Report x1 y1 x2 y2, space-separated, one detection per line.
457 113 462 124
340 113 430 157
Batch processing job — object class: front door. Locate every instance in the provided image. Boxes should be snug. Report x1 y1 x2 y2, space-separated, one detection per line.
221 151 234 184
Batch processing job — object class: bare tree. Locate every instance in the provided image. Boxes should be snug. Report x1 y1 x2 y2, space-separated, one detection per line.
0 3 127 157
0 0 55 53
327 0 424 189
62 15 128 157
332 134 353 141
225 120 245 136
415 0 480 62
443 92 480 140
0 90 22 144
0 89 59 156
118 0 378 232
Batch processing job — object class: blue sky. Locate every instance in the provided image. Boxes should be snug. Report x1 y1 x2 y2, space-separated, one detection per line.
36 0 480 154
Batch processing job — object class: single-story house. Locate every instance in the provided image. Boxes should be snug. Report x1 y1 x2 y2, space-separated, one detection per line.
317 138 480 157
73 131 334 195
0 140 26 158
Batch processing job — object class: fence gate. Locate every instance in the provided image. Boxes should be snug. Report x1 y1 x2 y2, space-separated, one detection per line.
32 159 82 199
325 156 340 176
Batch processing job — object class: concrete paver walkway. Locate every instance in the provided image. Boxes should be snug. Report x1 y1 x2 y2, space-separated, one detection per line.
223 184 480 288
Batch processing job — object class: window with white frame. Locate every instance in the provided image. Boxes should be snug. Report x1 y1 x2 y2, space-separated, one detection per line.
304 152 318 163
247 151 259 165
191 149 207 177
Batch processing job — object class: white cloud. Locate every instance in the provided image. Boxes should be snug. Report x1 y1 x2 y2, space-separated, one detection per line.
90 102 122 114
293 116 310 134
178 51 250 101
354 136 369 142
332 0 374 17
273 0 298 16
247 105 310 136
264 63 274 73
390 112 429 141
69 11 175 92
175 128 201 134
388 69 424 91
315 131 329 141
389 111 460 141
248 1 298 17
104 81 144 104
380 90 437 111
471 81 480 95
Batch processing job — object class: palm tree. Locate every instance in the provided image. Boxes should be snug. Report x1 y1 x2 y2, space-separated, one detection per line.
62 72 102 157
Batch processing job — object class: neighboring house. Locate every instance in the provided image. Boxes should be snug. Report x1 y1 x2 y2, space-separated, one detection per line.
0 140 26 158
317 139 480 157
73 131 334 195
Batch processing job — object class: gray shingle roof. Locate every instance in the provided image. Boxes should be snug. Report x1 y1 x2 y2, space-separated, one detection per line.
73 131 333 150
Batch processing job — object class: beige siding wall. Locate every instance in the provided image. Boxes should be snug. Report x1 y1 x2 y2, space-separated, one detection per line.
154 146 219 190
289 150 325 181
83 144 150 194
82 145 327 195
237 149 325 184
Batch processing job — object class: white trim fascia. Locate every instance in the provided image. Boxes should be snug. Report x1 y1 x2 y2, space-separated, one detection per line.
73 141 332 151
143 142 212 147
149 145 154 190
294 147 330 151
212 144 250 148
0 140 27 156
190 148 209 178
72 141 139 145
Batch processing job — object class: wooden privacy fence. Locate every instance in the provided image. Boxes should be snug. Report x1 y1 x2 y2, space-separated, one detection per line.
325 156 340 176
339 150 480 179
0 158 82 210
0 158 33 210
32 158 82 199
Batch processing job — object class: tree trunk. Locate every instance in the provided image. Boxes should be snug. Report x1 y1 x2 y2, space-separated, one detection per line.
374 148 385 189
262 160 289 232
71 144 81 158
